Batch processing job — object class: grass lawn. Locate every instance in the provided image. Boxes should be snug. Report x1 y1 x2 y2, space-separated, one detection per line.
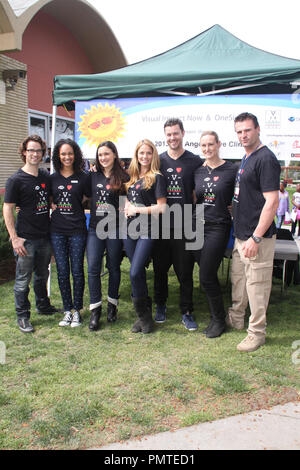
0 256 300 449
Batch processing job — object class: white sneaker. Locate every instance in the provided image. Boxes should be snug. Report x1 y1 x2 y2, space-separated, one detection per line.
237 335 265 352
59 311 73 327
71 311 82 327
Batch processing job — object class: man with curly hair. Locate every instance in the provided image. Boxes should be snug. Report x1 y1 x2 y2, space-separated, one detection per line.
3 135 57 333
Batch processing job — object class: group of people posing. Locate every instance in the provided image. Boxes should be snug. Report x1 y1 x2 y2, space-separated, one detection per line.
3 112 281 352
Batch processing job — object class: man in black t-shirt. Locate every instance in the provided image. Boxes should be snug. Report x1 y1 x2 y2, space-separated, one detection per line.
227 113 280 352
152 118 203 330
3 135 57 333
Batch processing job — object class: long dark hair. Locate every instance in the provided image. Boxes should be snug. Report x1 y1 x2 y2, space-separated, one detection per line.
52 138 84 173
95 141 128 193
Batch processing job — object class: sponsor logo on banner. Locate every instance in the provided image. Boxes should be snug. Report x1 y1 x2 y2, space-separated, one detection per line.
265 110 281 128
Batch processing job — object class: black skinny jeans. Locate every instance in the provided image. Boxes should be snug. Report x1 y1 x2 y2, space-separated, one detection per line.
193 223 231 298
152 230 195 314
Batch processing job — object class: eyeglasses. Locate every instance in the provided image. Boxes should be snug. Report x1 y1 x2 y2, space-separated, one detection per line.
26 149 43 154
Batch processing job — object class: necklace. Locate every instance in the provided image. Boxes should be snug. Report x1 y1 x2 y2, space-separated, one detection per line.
206 160 225 174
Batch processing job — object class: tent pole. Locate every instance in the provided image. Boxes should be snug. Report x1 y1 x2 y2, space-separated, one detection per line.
161 83 262 97
50 105 57 175
160 83 263 96
48 105 57 297
196 83 262 96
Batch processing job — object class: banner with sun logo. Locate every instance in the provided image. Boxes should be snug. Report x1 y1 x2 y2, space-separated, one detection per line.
76 95 300 163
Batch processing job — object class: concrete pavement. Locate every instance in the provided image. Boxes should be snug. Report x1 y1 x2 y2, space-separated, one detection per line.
95 401 300 450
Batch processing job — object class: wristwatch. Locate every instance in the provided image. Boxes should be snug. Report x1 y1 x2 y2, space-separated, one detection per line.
251 234 262 244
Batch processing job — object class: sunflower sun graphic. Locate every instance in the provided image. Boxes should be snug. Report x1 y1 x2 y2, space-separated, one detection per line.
78 103 126 145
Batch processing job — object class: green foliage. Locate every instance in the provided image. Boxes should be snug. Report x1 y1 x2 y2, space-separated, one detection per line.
0 195 13 260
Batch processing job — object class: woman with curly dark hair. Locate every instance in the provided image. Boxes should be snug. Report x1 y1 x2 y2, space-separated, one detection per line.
86 141 128 331
50 139 89 327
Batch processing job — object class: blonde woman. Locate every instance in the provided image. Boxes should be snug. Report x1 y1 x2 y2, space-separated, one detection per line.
123 139 167 334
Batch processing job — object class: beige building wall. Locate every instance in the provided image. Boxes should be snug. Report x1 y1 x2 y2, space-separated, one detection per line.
0 54 28 190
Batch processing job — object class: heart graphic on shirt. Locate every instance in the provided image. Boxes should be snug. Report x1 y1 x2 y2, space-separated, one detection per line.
41 183 45 189
136 184 140 189
67 185 72 190
176 168 182 173
106 184 111 190
213 176 219 181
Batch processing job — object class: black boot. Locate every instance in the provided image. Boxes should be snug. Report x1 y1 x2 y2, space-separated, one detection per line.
131 317 142 333
89 306 101 331
107 302 117 322
202 319 213 335
142 296 154 334
132 297 154 334
205 296 226 338
131 297 153 332
131 293 142 332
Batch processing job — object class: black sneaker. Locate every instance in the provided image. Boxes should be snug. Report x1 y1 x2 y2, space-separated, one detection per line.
37 305 58 315
154 304 167 323
17 317 34 333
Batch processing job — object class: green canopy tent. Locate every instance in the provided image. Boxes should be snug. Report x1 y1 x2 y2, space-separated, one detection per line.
52 24 300 108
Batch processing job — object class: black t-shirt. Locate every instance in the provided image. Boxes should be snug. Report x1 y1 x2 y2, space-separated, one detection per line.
232 146 281 240
50 171 89 235
194 161 238 225
126 173 167 237
4 168 50 239
88 171 129 230
159 150 203 206
159 150 203 230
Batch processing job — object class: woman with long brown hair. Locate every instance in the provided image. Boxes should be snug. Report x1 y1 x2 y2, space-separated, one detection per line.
86 141 128 331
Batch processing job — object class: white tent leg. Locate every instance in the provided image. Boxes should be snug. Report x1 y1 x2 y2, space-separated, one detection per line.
48 105 57 297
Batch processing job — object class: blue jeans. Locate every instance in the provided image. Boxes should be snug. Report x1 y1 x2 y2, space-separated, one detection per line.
14 238 52 318
276 215 284 229
123 237 154 298
86 228 123 307
51 232 87 311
